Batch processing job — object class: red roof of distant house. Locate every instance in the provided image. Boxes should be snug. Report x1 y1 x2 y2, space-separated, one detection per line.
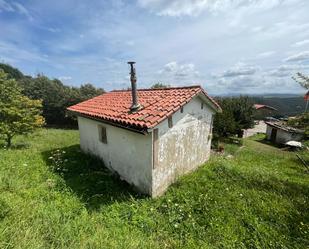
67 85 221 132
254 104 277 111
305 91 309 101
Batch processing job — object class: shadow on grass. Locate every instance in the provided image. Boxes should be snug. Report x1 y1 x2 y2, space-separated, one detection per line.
41 144 144 211
253 136 284 149
0 141 30 150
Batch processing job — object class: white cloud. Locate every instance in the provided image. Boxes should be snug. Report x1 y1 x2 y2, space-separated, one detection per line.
138 0 291 17
0 0 14 12
257 51 276 58
291 39 309 47
267 64 309 77
46 27 61 33
284 51 309 62
159 61 200 78
59 76 72 81
0 0 32 20
216 75 266 93
217 63 258 77
0 40 48 63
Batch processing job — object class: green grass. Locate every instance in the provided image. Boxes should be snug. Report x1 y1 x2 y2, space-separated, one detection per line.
0 129 308 249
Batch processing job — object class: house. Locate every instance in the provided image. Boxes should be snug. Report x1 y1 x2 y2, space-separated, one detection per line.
253 104 277 120
266 122 304 144
67 62 221 197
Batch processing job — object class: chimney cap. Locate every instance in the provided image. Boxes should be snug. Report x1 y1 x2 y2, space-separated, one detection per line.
127 61 136 65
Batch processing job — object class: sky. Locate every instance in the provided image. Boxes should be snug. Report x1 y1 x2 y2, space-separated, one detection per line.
1 0 309 95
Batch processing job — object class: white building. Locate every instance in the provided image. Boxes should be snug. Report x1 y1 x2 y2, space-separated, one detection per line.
68 63 221 197
266 122 304 144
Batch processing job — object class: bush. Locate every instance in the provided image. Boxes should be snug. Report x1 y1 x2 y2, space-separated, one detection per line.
213 96 255 138
287 113 309 138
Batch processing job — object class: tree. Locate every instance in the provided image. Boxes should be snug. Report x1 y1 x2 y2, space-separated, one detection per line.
0 63 104 127
0 70 44 147
213 96 254 138
0 63 24 80
79 83 104 100
293 72 309 90
292 72 309 112
150 83 170 89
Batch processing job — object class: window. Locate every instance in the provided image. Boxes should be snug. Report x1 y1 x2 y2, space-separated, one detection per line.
98 125 107 144
168 116 173 128
201 102 204 109
180 106 184 113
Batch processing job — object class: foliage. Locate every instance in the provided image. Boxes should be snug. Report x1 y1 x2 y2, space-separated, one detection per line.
79 83 105 100
213 96 255 138
2 63 104 127
151 82 170 89
0 129 308 248
0 63 24 80
293 72 309 90
0 70 44 147
287 113 309 137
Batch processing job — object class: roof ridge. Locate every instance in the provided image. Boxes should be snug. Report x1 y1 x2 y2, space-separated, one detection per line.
67 84 221 132
111 85 202 92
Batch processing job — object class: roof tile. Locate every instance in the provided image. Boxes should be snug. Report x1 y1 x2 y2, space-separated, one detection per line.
67 85 221 131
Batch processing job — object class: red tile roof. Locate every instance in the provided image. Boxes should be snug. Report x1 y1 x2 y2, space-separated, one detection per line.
67 85 221 132
254 104 277 111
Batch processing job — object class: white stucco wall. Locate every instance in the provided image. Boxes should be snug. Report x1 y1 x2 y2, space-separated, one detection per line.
266 125 272 140
151 96 215 197
77 95 216 197
77 116 153 194
266 125 304 144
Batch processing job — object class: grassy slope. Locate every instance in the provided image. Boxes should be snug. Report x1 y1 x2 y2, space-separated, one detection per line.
0 130 308 249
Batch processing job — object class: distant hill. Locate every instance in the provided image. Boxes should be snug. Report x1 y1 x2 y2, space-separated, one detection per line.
216 93 306 117
251 95 306 117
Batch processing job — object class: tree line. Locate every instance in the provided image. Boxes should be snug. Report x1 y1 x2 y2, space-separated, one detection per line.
0 63 104 127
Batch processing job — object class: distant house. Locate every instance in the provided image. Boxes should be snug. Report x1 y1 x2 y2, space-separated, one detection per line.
67 62 221 197
254 104 277 120
266 122 304 144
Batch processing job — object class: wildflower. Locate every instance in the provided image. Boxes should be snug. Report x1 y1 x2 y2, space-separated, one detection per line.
240 193 243 197
62 151 66 154
174 224 179 228
23 163 28 166
46 179 55 188
48 156 53 159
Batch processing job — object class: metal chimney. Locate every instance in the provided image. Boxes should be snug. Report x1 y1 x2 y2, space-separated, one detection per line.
128 61 141 112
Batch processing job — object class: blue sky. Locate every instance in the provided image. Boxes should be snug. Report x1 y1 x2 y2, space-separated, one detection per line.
1 0 309 95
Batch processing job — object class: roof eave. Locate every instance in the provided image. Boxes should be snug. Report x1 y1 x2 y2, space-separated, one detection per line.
67 110 149 135
197 92 222 113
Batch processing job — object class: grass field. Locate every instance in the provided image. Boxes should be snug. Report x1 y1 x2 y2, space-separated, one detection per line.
0 129 308 249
